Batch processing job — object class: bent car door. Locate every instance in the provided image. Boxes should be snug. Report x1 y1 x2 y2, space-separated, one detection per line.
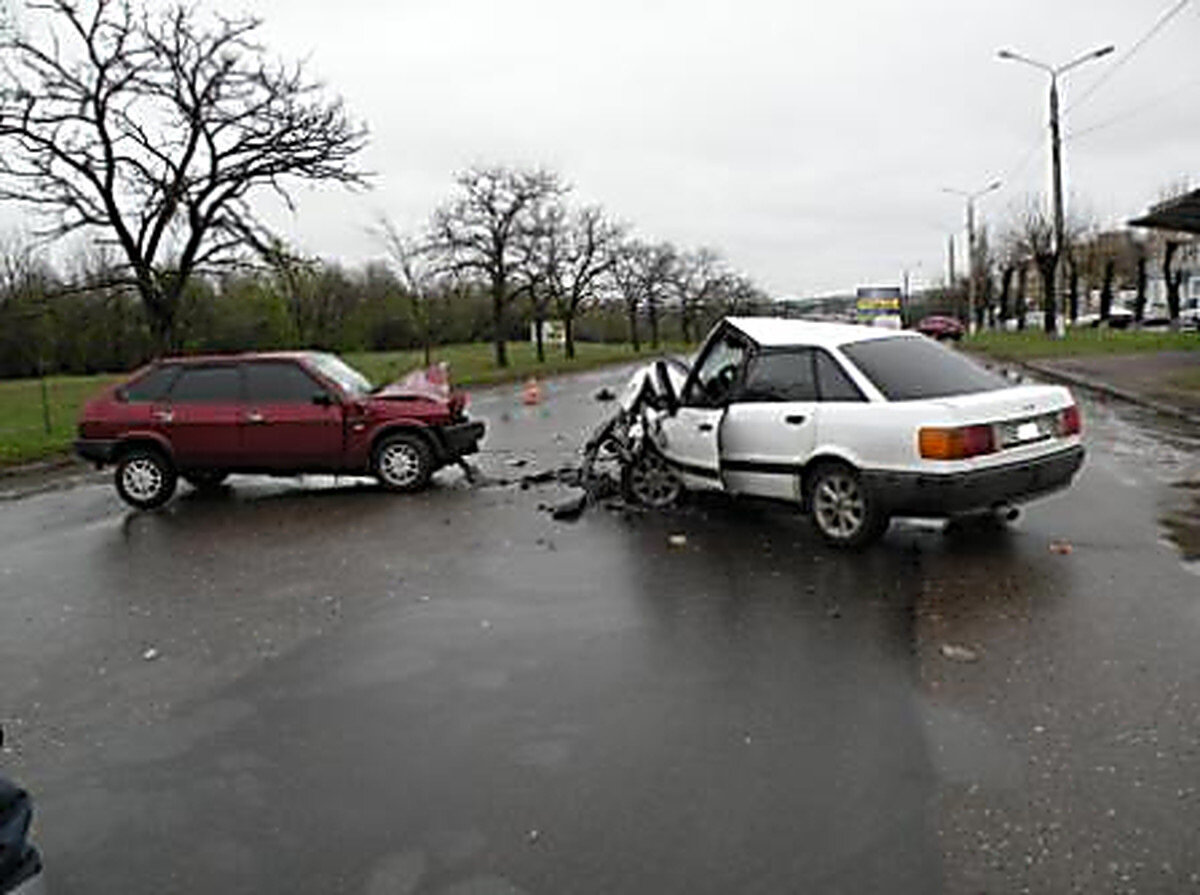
721 347 819 501
656 329 749 490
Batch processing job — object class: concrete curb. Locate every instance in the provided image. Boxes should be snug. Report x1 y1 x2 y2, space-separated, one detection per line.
995 358 1200 428
0 455 81 480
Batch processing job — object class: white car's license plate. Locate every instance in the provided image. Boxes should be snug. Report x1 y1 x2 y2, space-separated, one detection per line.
1016 421 1040 441
1002 418 1048 446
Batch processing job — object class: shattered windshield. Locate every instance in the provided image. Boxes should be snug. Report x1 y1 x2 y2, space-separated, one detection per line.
307 352 374 398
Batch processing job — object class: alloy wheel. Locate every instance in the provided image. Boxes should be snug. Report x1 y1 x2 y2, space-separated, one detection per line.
813 470 866 540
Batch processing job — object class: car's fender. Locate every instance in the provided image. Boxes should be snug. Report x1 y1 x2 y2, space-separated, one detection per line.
359 419 441 468
114 431 175 463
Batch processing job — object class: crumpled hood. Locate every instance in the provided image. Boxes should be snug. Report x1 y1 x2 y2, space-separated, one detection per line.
373 363 467 413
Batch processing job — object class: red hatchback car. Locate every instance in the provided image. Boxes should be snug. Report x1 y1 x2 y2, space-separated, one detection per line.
914 315 965 341
75 352 485 509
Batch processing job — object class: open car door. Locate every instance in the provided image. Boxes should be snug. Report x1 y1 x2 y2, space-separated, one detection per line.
653 327 750 492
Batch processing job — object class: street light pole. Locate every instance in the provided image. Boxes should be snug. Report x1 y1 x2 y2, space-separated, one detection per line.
942 180 1002 333
998 44 1114 333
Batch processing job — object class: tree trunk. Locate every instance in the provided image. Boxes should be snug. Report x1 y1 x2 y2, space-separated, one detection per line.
999 266 1013 324
564 315 575 359
1068 260 1079 324
1164 241 1182 328
1016 265 1027 331
492 280 507 367
1100 260 1114 324
627 304 640 352
1037 254 1057 335
146 282 181 354
648 301 659 350
534 314 545 363
1135 257 1147 324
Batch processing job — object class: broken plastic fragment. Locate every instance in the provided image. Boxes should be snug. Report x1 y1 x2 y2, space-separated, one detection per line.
668 534 688 548
1049 540 1073 555
939 643 979 663
551 495 587 521
142 647 160 662
595 387 616 402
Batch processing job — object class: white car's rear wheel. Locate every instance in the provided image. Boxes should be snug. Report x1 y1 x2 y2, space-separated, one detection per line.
809 463 888 548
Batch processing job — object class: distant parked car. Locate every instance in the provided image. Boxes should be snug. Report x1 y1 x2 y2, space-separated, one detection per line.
75 352 485 509
914 315 965 341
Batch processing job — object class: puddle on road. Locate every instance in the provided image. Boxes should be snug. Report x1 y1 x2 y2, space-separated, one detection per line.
1080 394 1200 570
1160 482 1200 562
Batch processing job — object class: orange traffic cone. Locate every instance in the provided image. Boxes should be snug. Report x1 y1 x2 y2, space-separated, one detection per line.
521 377 542 405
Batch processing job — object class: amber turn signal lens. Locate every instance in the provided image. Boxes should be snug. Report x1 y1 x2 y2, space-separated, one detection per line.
918 425 995 460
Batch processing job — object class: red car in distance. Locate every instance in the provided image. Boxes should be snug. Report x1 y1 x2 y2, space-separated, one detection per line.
75 352 485 509
914 315 966 341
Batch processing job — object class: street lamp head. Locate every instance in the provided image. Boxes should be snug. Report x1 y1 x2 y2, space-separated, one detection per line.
1092 45 1116 59
997 49 1015 60
985 180 1002 193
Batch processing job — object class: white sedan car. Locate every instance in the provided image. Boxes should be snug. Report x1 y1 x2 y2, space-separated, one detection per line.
629 317 1085 547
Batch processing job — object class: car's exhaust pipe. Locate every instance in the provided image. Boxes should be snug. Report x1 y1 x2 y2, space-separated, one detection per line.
993 503 1021 523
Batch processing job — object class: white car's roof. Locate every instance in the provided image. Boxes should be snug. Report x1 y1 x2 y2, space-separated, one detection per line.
725 317 915 349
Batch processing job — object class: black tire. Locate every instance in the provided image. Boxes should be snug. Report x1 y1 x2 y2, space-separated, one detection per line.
183 470 228 491
807 462 889 549
621 446 684 508
114 447 177 510
372 433 434 492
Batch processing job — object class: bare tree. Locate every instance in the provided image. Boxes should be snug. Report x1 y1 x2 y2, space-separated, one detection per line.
1013 198 1057 333
0 0 369 350
610 240 675 351
430 166 566 367
376 218 441 366
671 247 726 343
256 237 321 344
530 204 622 360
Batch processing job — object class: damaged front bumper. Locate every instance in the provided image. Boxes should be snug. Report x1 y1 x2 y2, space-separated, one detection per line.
437 420 486 462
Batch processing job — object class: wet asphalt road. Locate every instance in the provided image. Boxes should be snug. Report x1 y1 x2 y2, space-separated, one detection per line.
2 365 1199 895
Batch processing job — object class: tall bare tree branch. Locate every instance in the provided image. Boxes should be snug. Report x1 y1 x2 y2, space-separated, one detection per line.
0 0 369 349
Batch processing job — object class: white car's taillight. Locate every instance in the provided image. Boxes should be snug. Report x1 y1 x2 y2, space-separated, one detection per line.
918 425 997 460
1058 404 1082 437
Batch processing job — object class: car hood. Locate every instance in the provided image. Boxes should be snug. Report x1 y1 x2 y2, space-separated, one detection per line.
373 364 466 413
618 359 690 411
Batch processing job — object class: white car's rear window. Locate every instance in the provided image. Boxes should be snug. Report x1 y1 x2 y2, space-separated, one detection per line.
840 336 1008 401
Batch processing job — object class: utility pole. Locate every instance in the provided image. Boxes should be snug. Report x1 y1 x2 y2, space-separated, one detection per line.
947 234 955 293
942 180 1002 333
998 44 1114 334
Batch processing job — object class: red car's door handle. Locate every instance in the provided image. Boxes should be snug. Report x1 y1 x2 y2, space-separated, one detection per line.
784 415 807 426
245 411 267 424
698 423 714 432
152 410 173 423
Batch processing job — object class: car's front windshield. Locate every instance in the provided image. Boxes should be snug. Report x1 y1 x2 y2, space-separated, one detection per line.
840 335 1008 401
307 352 374 398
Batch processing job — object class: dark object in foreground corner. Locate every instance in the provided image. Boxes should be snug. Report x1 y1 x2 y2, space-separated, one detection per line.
0 729 44 895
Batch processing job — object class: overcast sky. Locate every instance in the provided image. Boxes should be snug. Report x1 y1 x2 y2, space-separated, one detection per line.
8 0 1200 297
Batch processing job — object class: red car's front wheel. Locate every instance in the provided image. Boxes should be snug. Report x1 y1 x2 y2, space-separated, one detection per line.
373 433 434 492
